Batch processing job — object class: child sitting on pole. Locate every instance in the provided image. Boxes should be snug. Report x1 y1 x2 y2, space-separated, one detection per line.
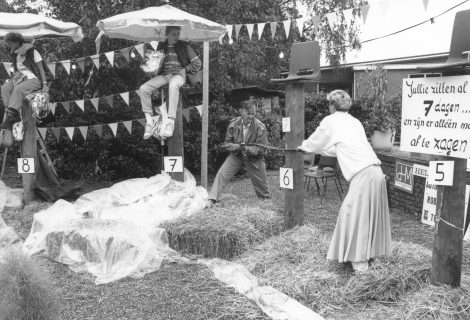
140 26 201 139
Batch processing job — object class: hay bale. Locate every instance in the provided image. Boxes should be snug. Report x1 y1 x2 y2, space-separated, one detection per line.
163 205 283 260
0 250 59 320
237 224 433 315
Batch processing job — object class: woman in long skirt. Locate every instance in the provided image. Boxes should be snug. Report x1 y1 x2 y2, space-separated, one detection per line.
297 90 392 271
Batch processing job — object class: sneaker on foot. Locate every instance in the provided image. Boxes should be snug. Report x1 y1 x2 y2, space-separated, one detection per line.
143 122 155 140
162 118 175 138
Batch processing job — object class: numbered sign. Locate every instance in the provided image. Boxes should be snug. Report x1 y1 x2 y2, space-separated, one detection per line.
282 117 291 133
164 156 183 173
279 167 293 189
428 161 454 186
18 158 35 174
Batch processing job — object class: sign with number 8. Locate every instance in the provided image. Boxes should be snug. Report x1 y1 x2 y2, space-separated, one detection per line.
18 158 35 174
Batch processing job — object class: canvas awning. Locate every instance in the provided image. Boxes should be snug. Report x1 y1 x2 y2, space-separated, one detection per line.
0 12 83 42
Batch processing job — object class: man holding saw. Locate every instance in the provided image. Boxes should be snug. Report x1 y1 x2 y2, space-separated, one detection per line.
207 100 271 206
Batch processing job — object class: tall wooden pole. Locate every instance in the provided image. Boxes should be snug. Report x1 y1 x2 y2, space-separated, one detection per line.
284 82 305 228
201 42 209 188
431 158 466 287
168 94 184 182
21 100 38 204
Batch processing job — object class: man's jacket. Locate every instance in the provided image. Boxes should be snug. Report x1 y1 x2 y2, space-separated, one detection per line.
224 116 269 161
11 45 52 84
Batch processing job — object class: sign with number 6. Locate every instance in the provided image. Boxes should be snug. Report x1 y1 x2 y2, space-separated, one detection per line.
18 158 35 174
428 161 454 186
279 167 293 189
164 156 183 173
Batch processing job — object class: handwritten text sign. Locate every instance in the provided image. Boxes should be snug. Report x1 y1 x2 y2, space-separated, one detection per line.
282 117 291 133
400 76 470 158
279 168 293 189
395 161 414 193
428 161 454 186
164 156 183 173
18 158 35 174
421 179 437 227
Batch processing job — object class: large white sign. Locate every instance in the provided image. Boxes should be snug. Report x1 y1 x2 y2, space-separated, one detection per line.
401 76 470 158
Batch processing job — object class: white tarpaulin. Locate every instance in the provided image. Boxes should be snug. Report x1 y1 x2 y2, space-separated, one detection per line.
23 171 208 284
0 13 83 42
96 5 226 43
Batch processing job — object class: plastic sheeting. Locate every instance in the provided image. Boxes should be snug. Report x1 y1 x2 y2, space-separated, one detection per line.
202 259 325 320
23 171 208 284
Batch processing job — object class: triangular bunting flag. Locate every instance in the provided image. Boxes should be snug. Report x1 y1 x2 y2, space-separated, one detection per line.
90 98 99 111
48 63 56 78
377 1 388 18
2 62 12 74
77 59 85 72
37 127 47 140
182 109 190 123
120 48 130 62
105 96 113 108
78 126 88 140
422 0 430 11
135 44 145 58
61 101 70 113
246 24 254 40
257 23 266 39
342 8 354 29
150 41 159 51
93 125 102 137
234 24 242 40
120 92 129 106
137 118 146 127
283 20 291 39
218 33 225 45
105 51 114 67
123 121 132 134
312 15 321 31
325 12 339 30
296 18 306 35
49 102 57 115
135 90 142 99
91 54 100 69
51 127 61 140
226 25 233 41
270 22 277 39
108 123 118 137
195 105 202 116
360 5 370 24
75 100 85 111
61 60 71 75
65 127 75 141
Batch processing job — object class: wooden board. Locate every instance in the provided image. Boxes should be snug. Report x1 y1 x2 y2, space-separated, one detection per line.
20 100 38 204
167 92 184 182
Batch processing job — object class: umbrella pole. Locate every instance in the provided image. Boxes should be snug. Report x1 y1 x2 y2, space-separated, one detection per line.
201 42 209 189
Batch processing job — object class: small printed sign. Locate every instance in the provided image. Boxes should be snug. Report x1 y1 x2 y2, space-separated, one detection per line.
282 117 291 133
395 161 414 193
413 164 429 178
164 156 183 173
17 158 35 174
428 161 454 186
421 179 437 226
279 167 293 189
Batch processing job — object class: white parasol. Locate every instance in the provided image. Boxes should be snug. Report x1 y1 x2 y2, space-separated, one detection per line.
0 12 83 42
95 5 226 43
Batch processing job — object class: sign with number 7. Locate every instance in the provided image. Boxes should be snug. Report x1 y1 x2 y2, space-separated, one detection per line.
428 161 454 186
164 156 183 173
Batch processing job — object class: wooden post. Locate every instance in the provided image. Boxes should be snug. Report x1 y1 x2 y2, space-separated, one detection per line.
201 42 209 189
284 82 305 228
431 157 466 287
21 100 38 204
167 93 184 182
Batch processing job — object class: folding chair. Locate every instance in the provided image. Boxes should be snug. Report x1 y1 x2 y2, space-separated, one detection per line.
304 155 343 203
418 9 470 71
303 152 315 189
271 41 321 83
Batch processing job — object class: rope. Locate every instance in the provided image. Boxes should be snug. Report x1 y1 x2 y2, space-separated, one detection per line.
243 143 299 152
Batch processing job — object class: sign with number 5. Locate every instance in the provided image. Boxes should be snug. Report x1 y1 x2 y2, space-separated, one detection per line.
279 167 293 189
164 156 183 173
18 158 35 174
428 161 454 186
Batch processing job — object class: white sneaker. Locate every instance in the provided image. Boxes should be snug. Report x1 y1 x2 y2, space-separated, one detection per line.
162 118 175 138
143 122 155 139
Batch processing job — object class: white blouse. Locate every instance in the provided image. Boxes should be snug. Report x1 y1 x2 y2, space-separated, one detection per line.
299 112 381 181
